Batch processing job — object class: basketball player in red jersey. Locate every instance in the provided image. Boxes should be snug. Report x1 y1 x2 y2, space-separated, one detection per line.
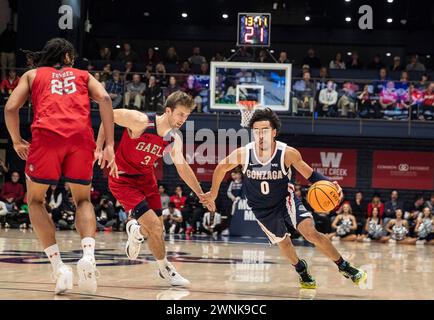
96 91 214 286
4 38 117 295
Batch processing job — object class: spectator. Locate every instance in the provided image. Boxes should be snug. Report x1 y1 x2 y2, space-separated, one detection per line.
379 81 398 117
257 49 270 63
162 202 183 234
367 54 386 70
10 195 30 229
159 184 170 210
232 46 254 62
53 193 75 230
183 191 206 235
302 48 321 69
385 208 417 244
100 63 112 83
337 81 358 117
424 192 434 213
316 67 331 92
93 72 104 87
404 194 425 217
123 61 134 82
95 198 117 231
98 46 111 60
144 75 163 112
373 67 390 94
417 73 429 90
329 52 346 70
124 73 146 110
0 200 7 227
0 158 9 186
227 168 243 217
163 76 180 99
383 190 403 226
350 191 367 235
347 52 363 70
105 70 124 108
155 62 168 87
414 207 434 244
0 69 20 102
390 56 404 72
201 210 223 236
45 185 63 220
278 51 290 64
406 54 426 72
0 171 24 212
328 203 357 241
318 80 338 117
188 47 207 73
143 47 159 68
0 23 16 79
114 200 127 231
182 75 202 98
406 84 424 119
116 43 140 63
211 51 226 62
199 62 209 75
170 186 186 210
367 192 384 218
164 46 179 73
179 60 191 74
358 84 380 119
420 83 434 120
292 71 315 115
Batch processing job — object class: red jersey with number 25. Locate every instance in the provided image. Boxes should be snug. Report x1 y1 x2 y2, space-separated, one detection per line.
31 67 93 138
115 114 173 175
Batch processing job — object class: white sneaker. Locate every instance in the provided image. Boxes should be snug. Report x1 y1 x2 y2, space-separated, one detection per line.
125 219 144 260
158 262 191 287
169 224 176 234
77 255 99 294
52 264 73 295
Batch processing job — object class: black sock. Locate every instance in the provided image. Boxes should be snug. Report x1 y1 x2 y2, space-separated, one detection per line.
334 257 347 269
293 260 306 273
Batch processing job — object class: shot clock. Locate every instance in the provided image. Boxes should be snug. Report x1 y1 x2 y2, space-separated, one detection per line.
237 13 271 47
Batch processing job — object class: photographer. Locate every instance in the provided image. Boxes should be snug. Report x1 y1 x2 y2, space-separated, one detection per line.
183 191 206 235
162 202 183 234
95 197 117 232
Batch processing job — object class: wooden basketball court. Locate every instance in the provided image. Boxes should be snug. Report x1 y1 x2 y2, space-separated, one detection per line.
0 229 432 300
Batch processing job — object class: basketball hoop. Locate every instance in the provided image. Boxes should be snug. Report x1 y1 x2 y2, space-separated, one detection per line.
238 100 261 128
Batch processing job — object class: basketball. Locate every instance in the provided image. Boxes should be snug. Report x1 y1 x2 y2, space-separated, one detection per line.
307 180 340 213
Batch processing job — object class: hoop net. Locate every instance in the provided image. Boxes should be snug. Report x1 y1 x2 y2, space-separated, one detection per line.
238 100 261 128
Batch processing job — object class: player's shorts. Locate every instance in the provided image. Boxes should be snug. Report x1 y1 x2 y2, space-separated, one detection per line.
108 172 162 214
252 195 313 244
25 128 95 185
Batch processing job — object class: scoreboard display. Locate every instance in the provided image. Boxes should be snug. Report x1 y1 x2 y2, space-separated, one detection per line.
237 13 271 47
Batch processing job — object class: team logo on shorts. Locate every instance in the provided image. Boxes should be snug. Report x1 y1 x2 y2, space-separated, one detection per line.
29 164 34 172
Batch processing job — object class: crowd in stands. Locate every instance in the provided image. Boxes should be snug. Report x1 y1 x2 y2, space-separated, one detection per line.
2 31 434 121
0 163 433 245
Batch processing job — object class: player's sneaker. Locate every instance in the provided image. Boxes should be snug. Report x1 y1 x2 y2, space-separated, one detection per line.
158 261 191 287
125 219 144 260
77 255 99 294
297 259 317 289
339 262 367 285
52 264 73 295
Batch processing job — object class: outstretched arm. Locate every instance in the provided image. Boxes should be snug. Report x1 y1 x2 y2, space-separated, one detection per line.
4 70 32 160
206 148 245 202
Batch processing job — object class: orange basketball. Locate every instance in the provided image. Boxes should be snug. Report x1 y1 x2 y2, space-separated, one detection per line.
307 180 340 213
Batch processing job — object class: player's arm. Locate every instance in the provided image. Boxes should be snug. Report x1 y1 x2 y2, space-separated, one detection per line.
285 147 343 200
206 148 245 202
4 70 33 160
170 134 210 208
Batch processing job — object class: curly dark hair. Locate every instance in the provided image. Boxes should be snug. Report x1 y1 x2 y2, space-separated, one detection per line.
248 108 281 135
21 38 75 68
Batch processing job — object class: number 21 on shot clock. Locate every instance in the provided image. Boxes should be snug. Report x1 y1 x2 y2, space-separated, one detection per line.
237 13 271 47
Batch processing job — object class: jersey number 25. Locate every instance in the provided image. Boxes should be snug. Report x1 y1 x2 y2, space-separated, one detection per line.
51 76 77 95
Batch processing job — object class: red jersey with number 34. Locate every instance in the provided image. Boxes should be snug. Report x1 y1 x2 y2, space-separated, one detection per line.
115 114 173 175
31 67 93 138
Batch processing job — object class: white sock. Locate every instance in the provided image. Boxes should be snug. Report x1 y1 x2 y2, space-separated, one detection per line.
44 244 63 272
81 237 95 257
156 257 169 269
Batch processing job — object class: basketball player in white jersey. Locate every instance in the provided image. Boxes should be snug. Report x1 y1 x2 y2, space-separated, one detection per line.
202 108 366 288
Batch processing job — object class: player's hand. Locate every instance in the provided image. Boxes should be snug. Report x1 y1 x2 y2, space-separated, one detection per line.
102 145 119 178
94 147 103 165
333 181 344 203
13 138 30 160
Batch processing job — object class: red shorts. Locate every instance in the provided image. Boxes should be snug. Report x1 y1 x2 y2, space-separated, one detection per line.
25 128 96 185
108 173 162 213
